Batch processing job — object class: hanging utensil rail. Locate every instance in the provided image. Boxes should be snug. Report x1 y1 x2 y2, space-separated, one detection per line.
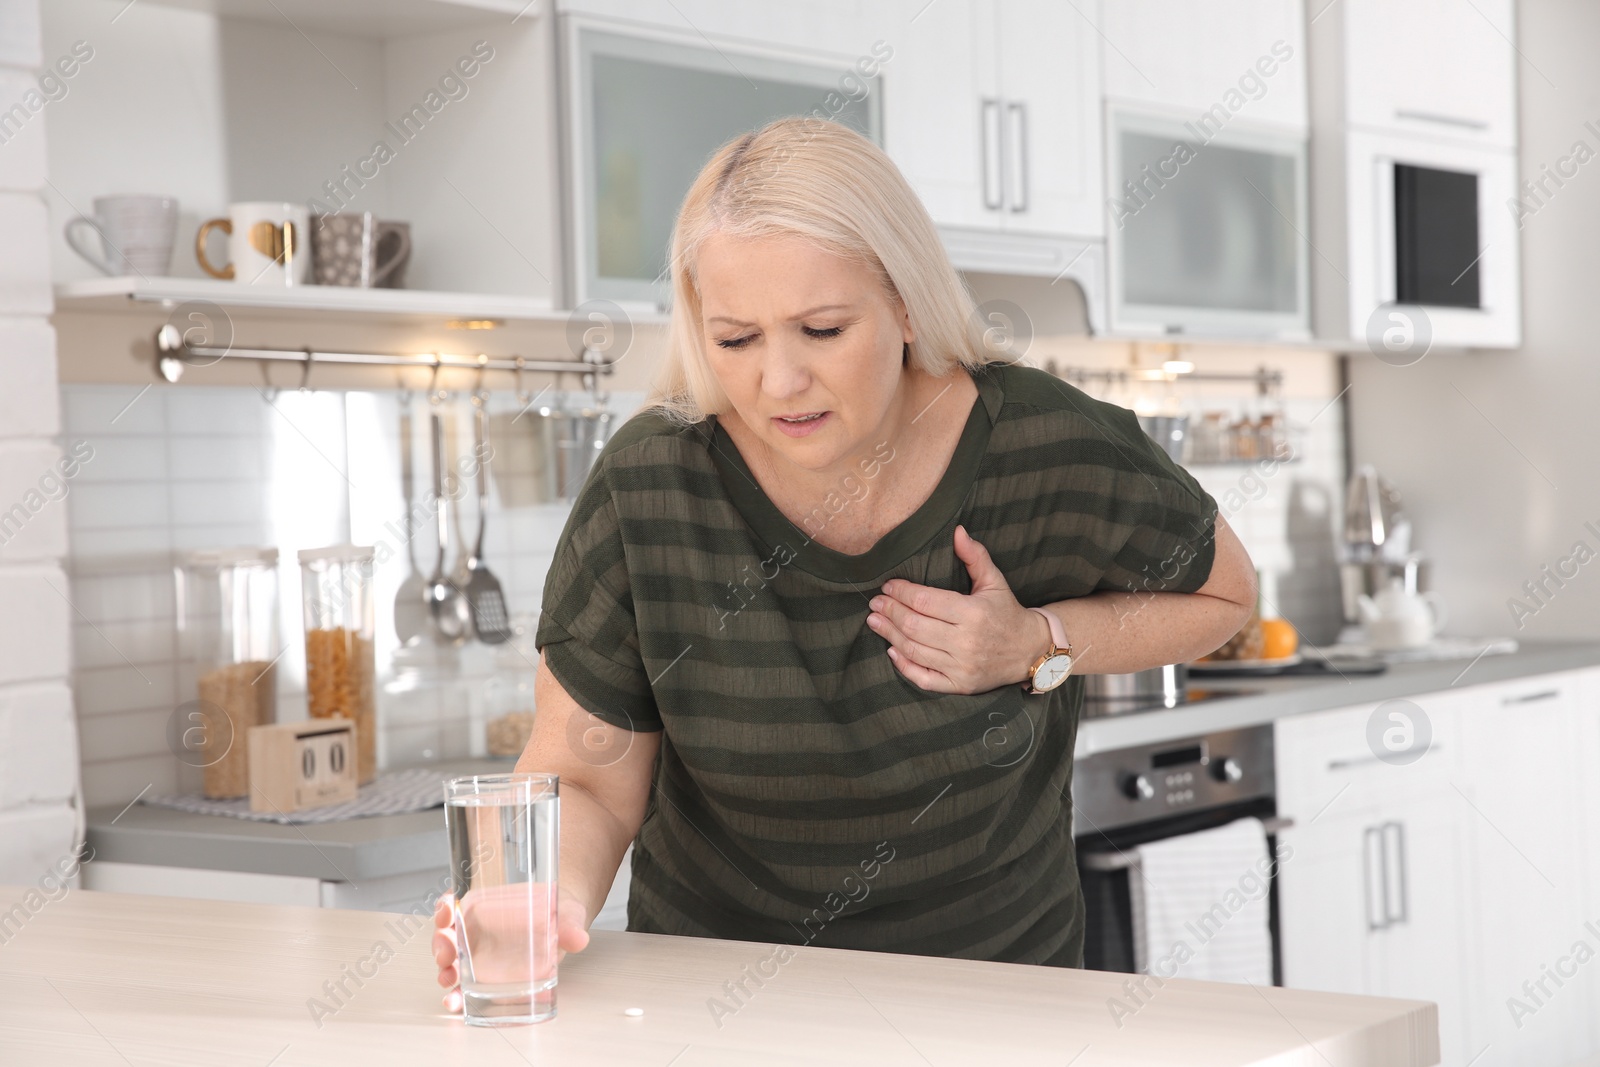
153 324 616 384
1049 363 1283 396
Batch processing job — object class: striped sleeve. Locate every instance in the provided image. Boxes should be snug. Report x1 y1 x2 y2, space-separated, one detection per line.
1094 405 1220 597
534 466 663 733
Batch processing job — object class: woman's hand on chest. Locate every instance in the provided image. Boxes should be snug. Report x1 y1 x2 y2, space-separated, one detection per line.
865 524 1048 695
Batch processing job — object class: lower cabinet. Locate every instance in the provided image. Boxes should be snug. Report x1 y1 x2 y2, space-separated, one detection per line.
1276 669 1600 1067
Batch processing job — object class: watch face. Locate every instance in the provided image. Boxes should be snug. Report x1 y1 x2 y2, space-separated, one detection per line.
1032 653 1073 692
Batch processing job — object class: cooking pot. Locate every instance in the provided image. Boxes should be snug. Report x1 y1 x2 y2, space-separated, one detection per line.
1082 662 1188 711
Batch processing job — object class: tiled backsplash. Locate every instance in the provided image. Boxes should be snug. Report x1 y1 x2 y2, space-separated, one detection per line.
64 372 1346 808
64 383 644 808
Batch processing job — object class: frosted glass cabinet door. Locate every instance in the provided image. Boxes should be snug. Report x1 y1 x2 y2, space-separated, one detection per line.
1108 111 1308 338
566 20 884 308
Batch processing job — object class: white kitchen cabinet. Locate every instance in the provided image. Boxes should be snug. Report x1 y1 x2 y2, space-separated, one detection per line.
880 0 1103 239
1455 672 1596 1066
1307 0 1521 351
1100 0 1308 134
1277 671 1600 1066
1276 691 1473 1066
1343 0 1517 149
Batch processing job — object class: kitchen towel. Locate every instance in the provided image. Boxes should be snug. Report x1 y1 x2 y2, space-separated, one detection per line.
138 767 447 824
1127 816 1274 985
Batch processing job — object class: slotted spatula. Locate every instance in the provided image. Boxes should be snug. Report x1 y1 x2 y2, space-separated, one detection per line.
464 394 511 644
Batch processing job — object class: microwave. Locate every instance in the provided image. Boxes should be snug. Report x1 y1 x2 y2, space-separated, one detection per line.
1336 129 1520 349
1106 109 1310 340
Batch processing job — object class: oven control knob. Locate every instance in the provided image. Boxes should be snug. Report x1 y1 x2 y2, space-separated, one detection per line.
1122 774 1155 801
1212 757 1244 783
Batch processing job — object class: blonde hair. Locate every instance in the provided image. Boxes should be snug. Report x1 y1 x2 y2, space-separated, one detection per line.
640 116 999 425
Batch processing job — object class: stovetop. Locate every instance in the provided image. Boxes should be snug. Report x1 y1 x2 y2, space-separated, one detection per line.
1080 686 1262 719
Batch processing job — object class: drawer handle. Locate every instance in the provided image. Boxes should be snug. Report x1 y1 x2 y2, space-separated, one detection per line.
1502 689 1559 706
1394 108 1490 131
1327 747 1442 772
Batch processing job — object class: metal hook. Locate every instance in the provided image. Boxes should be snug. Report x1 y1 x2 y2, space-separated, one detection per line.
475 354 488 401
298 347 315 392
428 356 443 404
514 356 529 406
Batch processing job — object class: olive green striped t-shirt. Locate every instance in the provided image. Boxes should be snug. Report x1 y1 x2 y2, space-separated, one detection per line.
534 359 1219 966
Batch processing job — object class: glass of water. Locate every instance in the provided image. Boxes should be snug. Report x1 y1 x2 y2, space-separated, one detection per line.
443 773 560 1026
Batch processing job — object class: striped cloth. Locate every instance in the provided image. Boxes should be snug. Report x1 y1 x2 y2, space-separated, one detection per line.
536 359 1218 966
138 767 447 824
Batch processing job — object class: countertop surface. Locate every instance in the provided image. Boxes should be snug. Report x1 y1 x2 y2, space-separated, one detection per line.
85 640 1600 881
1075 638 1600 755
0 886 1439 1066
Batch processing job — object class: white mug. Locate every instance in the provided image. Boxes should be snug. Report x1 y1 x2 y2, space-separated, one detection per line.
65 195 178 276
196 202 312 286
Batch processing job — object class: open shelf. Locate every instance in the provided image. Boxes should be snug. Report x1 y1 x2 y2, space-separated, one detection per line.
55 276 573 325
133 0 536 39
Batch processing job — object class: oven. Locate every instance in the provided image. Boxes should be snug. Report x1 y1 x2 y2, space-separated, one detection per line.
1072 724 1291 980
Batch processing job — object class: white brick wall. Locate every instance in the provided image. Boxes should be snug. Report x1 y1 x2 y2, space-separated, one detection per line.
0 0 81 887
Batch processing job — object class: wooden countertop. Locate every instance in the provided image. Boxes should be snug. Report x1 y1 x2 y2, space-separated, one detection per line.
0 886 1438 1066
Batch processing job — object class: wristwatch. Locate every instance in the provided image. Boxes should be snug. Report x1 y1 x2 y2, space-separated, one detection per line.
1022 606 1074 694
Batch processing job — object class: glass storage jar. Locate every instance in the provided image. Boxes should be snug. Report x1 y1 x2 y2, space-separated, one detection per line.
299 544 377 785
175 547 280 799
483 614 539 759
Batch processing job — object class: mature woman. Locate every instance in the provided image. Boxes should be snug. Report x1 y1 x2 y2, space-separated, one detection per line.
433 117 1255 1007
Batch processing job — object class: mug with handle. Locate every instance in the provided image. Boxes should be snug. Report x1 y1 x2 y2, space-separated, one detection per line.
64 195 178 276
196 202 312 286
311 212 412 288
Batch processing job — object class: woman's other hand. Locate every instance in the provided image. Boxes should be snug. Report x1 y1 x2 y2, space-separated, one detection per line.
431 885 592 1014
867 525 1045 694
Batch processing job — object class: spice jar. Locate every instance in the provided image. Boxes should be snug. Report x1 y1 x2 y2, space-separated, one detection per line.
299 545 377 785
175 548 280 799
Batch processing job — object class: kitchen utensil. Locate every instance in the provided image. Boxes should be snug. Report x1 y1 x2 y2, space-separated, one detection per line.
464 393 512 644
1342 465 1405 559
426 404 472 645
65 195 178 276
310 212 411 288
393 397 429 646
1358 577 1447 651
444 772 561 1025
196 201 312 286
299 544 379 785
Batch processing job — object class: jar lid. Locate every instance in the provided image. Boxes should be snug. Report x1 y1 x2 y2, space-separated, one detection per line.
180 546 279 567
297 543 376 564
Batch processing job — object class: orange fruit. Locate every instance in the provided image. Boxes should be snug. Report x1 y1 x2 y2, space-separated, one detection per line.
1260 618 1299 660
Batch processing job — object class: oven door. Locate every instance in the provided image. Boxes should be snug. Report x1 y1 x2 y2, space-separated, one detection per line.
1076 800 1290 982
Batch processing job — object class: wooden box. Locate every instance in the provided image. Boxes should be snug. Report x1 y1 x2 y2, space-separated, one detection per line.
247 717 360 814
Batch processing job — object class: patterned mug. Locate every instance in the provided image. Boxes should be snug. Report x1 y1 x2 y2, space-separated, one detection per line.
310 212 411 288
196 202 312 286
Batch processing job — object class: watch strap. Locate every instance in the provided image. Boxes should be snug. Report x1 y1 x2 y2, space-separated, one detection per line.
1028 606 1070 652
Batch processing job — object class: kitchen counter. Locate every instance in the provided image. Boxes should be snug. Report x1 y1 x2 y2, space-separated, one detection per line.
1076 638 1600 756
84 642 1600 889
0 886 1438 1066
86 757 516 882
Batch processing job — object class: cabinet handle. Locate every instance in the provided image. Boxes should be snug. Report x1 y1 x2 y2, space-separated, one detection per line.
1006 99 1029 213
1502 689 1560 706
1382 821 1408 926
1363 825 1387 932
1394 108 1490 131
980 97 1003 211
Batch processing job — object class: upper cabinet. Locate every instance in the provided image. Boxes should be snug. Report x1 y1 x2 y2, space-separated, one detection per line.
882 0 1104 240
1343 0 1517 149
1099 0 1309 134
1309 0 1521 351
